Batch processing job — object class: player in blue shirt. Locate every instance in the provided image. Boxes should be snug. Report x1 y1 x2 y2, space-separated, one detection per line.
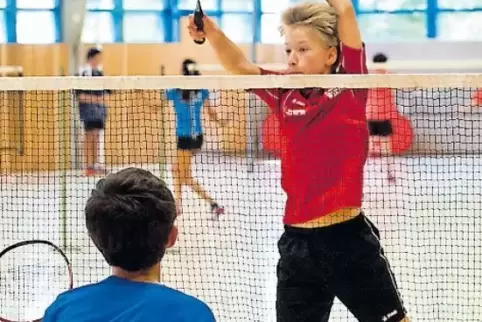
166 59 226 218
43 168 216 322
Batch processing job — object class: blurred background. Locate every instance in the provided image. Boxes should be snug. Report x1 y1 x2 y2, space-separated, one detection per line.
2 0 482 172
1 0 482 76
1 2 482 321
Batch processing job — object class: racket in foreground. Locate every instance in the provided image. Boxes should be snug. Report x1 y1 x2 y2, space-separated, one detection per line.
0 240 73 322
193 0 206 45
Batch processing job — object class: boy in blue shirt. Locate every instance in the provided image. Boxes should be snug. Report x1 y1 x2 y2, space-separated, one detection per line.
43 168 216 322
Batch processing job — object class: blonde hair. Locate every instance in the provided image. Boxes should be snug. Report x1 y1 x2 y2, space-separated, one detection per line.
280 2 339 48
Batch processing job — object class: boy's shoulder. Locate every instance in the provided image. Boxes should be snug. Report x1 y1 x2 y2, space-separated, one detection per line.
152 284 215 319
44 277 215 321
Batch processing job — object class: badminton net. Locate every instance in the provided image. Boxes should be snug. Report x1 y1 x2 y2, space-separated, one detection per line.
0 74 481 322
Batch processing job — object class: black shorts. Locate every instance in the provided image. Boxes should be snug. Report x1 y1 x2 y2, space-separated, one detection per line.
276 213 406 322
177 135 203 150
368 120 393 137
84 121 104 131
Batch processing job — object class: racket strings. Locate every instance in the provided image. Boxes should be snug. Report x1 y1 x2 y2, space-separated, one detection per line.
0 244 71 321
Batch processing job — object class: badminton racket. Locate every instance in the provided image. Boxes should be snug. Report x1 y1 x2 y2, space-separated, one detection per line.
0 240 73 322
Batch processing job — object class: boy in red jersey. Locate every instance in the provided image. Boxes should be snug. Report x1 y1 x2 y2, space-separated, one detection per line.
188 1 409 321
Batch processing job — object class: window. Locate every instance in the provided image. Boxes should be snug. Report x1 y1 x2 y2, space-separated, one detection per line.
79 0 482 44
221 0 253 12
261 0 291 13
16 11 56 43
178 0 217 10
123 0 164 10
124 13 164 42
358 13 426 42
16 0 56 9
0 11 5 43
261 13 283 44
438 0 482 9
82 12 115 43
0 0 61 43
358 0 426 11
221 14 253 43
438 12 482 40
86 0 114 10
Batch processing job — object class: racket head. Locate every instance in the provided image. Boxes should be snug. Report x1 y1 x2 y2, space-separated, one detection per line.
0 240 73 322
193 0 206 45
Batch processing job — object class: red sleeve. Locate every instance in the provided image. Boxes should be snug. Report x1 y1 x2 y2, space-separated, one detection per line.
339 43 368 75
249 68 283 115
339 43 368 105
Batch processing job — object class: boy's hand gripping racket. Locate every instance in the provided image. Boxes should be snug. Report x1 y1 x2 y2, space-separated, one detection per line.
193 0 206 45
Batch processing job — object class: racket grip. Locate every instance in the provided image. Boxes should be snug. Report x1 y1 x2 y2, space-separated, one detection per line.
194 38 206 45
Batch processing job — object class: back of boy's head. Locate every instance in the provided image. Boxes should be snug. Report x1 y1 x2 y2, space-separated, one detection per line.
85 168 176 272
280 3 339 49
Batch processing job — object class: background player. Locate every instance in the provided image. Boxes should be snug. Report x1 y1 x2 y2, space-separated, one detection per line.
77 47 109 177
43 168 216 322
368 52 396 182
188 1 409 321
166 59 225 217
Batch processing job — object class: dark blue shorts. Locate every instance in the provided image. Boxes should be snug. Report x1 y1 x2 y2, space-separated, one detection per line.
79 103 107 130
84 120 104 131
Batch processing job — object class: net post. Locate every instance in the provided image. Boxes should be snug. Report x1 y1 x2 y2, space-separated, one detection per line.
158 90 166 180
246 94 256 173
18 89 24 156
59 89 68 252
69 90 81 170
246 9 258 173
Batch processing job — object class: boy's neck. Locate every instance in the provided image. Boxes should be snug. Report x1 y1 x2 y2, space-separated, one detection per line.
112 264 161 284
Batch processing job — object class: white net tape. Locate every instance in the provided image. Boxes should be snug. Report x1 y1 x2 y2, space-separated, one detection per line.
0 74 480 90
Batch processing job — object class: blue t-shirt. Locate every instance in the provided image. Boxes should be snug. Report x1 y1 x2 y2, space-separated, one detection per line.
43 276 216 322
166 89 209 137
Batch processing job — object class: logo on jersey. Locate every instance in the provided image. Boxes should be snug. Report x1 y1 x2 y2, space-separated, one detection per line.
291 99 306 107
281 91 305 117
282 98 306 116
281 88 344 118
285 108 306 116
325 88 343 99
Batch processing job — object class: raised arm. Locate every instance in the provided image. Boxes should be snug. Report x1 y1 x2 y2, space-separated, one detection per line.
188 15 260 75
326 0 366 76
326 0 362 49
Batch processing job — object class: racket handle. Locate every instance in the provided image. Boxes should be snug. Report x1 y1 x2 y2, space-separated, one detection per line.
193 0 205 45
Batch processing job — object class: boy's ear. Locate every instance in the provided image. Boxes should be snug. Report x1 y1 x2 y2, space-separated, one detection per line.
327 46 338 67
166 225 178 249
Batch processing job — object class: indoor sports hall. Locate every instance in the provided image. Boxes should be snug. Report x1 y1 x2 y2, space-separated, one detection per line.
0 1 482 321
